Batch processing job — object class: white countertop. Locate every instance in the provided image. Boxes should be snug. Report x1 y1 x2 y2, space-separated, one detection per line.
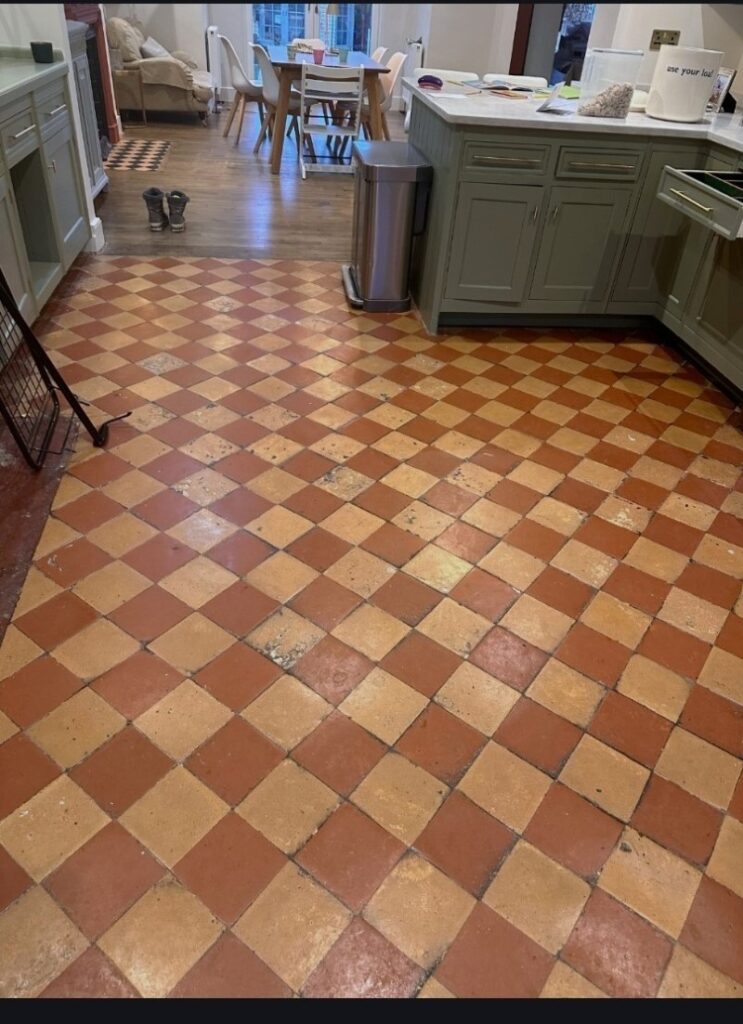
404 79 743 157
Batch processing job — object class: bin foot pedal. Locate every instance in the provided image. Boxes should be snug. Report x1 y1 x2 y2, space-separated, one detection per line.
341 265 364 308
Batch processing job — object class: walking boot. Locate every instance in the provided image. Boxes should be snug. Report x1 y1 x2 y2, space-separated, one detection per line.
142 187 168 231
166 190 190 232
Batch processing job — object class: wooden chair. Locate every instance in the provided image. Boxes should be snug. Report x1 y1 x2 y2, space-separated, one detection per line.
219 35 264 147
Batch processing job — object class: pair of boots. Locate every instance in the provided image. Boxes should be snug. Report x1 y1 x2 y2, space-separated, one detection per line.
142 188 189 233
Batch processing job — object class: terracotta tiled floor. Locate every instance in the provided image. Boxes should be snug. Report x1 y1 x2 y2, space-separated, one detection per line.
0 255 742 998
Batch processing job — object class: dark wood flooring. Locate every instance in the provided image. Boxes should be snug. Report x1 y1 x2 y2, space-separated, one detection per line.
97 104 406 259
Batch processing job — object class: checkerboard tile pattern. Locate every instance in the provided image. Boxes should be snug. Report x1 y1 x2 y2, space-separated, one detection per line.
0 255 742 998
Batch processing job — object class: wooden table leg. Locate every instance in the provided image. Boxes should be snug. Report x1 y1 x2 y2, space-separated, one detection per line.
366 76 384 140
270 70 292 174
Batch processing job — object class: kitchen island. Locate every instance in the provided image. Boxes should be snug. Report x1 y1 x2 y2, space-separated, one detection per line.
406 82 743 393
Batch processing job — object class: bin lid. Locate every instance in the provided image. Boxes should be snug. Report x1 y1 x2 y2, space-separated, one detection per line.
352 141 432 182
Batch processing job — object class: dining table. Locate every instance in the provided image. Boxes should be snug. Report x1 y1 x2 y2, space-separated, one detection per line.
265 45 390 174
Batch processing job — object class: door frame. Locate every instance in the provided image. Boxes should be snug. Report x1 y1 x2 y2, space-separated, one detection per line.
246 3 380 76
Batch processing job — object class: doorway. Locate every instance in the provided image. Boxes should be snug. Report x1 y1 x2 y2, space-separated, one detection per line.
511 3 596 84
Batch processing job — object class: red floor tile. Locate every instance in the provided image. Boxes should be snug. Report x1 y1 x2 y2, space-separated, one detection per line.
171 933 291 998
495 698 582 776
415 791 514 896
174 813 285 923
303 918 423 998
396 704 485 785
186 717 284 805
525 782 622 879
436 903 554 998
562 889 672 997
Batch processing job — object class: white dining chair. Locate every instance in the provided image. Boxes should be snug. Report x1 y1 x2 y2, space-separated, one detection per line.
298 63 364 179
361 50 406 139
250 43 303 156
402 68 479 131
219 35 265 147
372 46 391 66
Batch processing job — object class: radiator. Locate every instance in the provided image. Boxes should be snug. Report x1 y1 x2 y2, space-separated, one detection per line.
405 38 424 76
402 38 424 111
206 25 223 92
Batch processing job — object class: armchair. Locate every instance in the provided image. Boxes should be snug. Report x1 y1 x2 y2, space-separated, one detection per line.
106 16 213 121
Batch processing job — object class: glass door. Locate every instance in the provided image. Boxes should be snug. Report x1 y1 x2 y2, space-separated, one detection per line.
250 4 375 54
251 4 311 48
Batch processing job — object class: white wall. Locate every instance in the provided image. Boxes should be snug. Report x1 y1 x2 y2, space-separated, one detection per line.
423 4 518 76
104 2 209 68
588 3 743 91
207 1 250 94
0 3 103 250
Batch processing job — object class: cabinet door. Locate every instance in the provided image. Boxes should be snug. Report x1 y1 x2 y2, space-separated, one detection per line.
685 235 743 391
73 55 106 195
531 185 631 303
445 183 542 303
42 123 88 269
613 147 707 306
0 174 35 323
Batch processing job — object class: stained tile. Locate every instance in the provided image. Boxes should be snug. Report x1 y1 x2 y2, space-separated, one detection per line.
303 917 423 998
0 887 87 998
562 889 672 998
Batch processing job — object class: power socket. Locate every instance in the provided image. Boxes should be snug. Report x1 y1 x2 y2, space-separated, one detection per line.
649 29 680 50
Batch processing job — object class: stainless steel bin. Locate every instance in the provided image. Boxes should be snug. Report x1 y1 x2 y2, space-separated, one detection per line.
342 141 432 313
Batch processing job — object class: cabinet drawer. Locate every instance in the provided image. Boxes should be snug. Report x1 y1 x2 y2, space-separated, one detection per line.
34 81 69 139
556 146 643 181
0 103 39 166
657 167 743 241
462 141 551 179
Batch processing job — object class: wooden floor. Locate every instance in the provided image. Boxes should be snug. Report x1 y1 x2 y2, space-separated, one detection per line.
97 104 406 260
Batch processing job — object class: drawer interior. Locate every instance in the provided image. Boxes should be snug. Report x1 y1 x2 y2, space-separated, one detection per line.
681 171 743 202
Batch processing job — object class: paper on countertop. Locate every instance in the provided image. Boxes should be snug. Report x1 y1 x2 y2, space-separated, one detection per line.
537 82 579 115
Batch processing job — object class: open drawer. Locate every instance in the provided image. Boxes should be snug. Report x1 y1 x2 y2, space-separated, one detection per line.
657 166 743 240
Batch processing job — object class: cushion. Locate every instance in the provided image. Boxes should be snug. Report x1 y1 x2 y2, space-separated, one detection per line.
108 17 145 63
141 36 170 60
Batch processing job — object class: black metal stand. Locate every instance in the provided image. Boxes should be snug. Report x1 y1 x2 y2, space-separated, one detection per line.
0 268 131 470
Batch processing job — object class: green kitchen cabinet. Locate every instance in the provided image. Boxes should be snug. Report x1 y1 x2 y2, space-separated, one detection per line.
42 121 88 270
684 234 743 390
0 171 35 322
445 182 543 303
612 146 706 308
530 185 632 303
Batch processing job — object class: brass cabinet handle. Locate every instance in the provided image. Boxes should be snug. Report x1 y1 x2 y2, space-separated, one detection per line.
46 104 67 116
668 187 714 214
11 123 36 140
568 160 635 171
472 155 541 167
